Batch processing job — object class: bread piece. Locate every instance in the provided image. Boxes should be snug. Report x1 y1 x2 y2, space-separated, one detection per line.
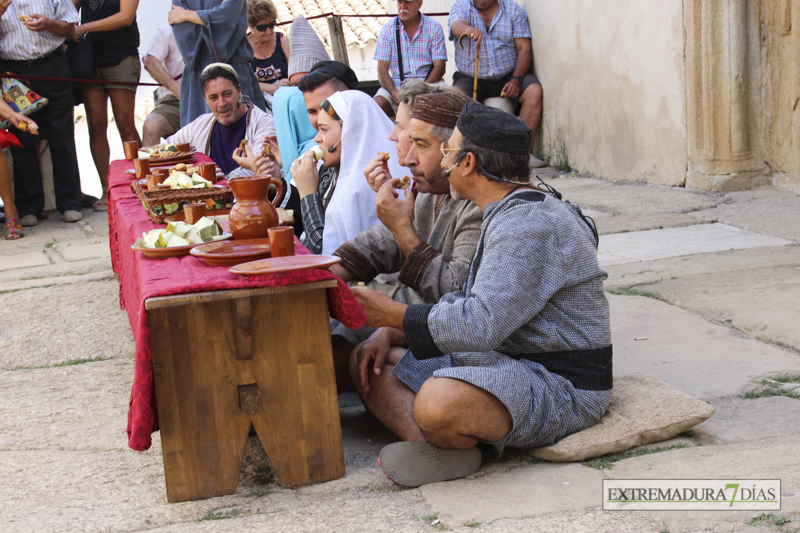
17 121 38 135
357 282 366 288
261 144 272 158
239 139 249 152
18 14 33 23
396 175 412 189
378 151 390 161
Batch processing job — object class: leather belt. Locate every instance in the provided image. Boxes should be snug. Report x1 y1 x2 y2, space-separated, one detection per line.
3 47 63 68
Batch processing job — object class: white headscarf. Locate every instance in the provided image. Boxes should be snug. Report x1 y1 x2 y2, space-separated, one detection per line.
322 90 406 255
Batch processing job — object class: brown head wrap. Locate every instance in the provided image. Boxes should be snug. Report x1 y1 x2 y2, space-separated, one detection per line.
410 91 475 129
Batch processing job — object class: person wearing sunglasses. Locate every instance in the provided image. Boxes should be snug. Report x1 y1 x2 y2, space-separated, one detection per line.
246 0 289 106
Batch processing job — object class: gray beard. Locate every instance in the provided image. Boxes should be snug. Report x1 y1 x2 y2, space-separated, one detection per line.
449 182 463 201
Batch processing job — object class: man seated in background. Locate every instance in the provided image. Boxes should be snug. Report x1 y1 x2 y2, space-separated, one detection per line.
449 0 545 167
329 89 482 391
351 103 612 488
373 0 447 117
142 26 185 146
166 63 274 179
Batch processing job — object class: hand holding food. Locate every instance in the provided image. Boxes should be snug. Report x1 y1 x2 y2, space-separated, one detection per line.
17 120 38 135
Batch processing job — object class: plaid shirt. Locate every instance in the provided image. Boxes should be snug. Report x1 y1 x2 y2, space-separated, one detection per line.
374 14 447 88
449 0 531 79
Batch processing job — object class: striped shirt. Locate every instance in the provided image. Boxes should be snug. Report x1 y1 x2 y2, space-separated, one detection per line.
374 15 447 88
299 165 338 254
0 0 79 61
448 0 531 79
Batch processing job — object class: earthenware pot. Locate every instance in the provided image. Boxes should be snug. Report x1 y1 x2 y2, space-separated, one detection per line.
228 176 283 240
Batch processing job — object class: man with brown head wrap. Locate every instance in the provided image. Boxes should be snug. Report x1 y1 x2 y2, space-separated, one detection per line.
328 90 482 388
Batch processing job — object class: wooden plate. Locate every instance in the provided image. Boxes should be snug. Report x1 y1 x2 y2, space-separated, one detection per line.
229 255 341 276
144 150 196 163
190 238 272 266
131 233 232 259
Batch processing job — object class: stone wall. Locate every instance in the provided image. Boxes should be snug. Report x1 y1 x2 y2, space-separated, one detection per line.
520 0 688 186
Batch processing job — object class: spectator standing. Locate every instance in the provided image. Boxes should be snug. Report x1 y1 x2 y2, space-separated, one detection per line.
72 0 142 212
169 0 266 127
373 0 446 117
0 0 83 225
0 108 38 240
142 26 184 146
246 0 289 107
449 0 544 166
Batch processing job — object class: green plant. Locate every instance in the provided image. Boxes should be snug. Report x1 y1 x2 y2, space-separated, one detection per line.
742 380 800 400
422 512 449 530
44 238 58 249
541 116 571 172
0 284 57 295
7 356 109 371
660 521 670 533
607 286 662 299
197 508 244 521
465 519 480 527
583 443 691 470
746 513 797 532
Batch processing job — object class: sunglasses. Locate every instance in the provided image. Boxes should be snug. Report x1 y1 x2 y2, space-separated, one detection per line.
255 22 276 32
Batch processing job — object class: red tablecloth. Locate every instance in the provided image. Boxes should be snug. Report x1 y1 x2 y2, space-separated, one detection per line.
107 158 366 451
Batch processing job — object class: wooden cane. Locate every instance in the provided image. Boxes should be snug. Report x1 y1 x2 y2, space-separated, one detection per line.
472 40 481 101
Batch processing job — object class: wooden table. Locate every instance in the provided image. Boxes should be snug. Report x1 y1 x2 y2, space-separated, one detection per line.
146 281 345 502
107 158 357 503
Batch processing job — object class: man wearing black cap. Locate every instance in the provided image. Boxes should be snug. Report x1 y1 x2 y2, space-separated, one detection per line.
352 103 612 487
297 60 358 130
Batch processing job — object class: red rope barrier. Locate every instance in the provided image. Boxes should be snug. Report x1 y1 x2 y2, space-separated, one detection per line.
0 72 160 87
276 12 451 26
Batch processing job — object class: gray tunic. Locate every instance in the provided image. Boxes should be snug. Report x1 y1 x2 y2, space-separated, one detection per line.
394 188 613 459
172 0 266 127
332 192 483 345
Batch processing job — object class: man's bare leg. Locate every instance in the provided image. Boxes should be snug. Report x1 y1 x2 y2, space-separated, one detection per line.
349 346 425 443
518 82 543 150
413 377 512 448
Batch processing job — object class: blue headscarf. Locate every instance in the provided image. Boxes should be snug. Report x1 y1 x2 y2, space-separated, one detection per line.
271 86 317 183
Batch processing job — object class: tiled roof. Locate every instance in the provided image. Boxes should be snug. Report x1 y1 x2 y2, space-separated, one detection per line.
276 0 389 48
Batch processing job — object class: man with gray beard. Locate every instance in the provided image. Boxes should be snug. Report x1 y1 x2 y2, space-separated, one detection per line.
328 91 482 389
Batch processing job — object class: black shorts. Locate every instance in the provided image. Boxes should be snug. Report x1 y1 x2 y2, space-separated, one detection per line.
452 69 540 104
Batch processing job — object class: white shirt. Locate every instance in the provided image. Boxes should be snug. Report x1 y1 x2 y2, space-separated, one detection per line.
0 0 79 61
144 26 185 100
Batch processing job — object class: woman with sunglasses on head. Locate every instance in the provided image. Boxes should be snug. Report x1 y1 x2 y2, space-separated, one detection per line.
246 0 289 106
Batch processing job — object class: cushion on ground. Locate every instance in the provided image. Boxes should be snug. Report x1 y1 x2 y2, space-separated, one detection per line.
526 374 714 462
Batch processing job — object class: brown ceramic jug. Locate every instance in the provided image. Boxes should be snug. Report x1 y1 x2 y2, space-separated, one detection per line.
228 176 284 239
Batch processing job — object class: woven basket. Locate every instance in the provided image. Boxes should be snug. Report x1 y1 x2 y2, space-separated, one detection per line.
131 180 234 224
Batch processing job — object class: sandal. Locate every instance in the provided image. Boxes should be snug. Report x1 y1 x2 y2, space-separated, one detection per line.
4 218 24 240
92 198 108 211
378 442 482 487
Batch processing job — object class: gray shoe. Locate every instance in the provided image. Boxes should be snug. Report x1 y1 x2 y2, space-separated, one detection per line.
63 210 82 223
379 442 482 487
20 214 38 227
529 155 547 168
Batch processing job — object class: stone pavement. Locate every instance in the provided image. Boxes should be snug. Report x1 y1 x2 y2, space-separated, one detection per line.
1 174 799 532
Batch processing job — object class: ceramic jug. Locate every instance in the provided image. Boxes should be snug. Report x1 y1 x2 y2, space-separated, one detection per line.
228 176 284 239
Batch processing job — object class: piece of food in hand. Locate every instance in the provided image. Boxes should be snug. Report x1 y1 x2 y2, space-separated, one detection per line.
17 121 38 134
378 151 390 161
18 14 33 23
311 146 325 161
239 139 249 152
500 92 506 98
261 144 272 158
357 282 366 289
396 175 412 189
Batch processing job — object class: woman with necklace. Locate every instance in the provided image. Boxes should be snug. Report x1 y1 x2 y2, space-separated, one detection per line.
246 0 289 106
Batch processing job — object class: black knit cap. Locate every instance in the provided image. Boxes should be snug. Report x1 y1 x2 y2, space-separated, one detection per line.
456 102 532 155
309 60 359 90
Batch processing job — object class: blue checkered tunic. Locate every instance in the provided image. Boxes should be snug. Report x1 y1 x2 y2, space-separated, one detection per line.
393 189 613 459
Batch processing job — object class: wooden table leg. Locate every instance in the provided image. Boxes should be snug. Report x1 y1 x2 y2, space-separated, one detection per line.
149 284 345 503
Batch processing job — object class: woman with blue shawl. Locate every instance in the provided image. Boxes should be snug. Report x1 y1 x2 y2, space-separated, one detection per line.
169 0 266 126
